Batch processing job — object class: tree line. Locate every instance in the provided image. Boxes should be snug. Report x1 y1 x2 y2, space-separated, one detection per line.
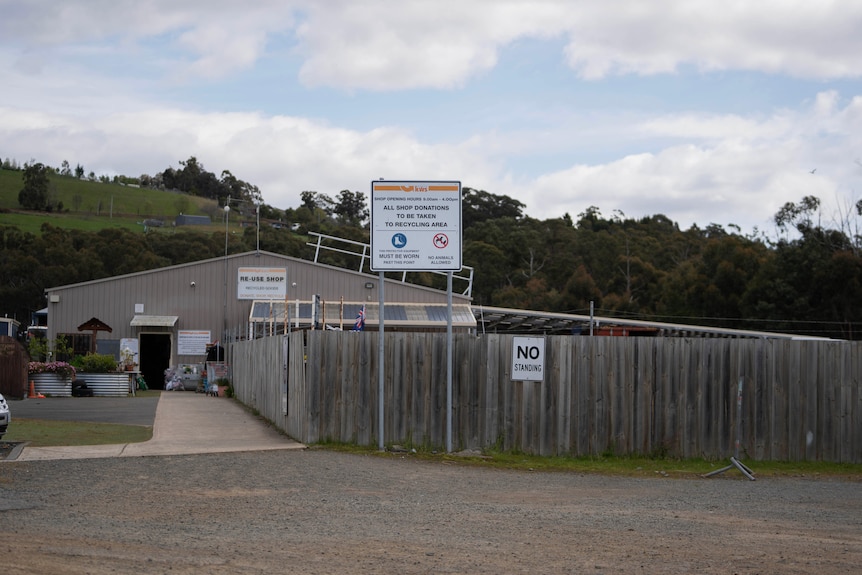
11 156 264 214
3 158 862 339
9 156 369 225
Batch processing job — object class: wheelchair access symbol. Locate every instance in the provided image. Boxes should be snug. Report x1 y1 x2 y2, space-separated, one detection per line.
433 233 449 249
391 233 407 248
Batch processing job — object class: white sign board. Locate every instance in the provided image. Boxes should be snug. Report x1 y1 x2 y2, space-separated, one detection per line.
370 180 462 271
178 330 211 355
237 267 287 300
511 336 545 381
120 338 139 365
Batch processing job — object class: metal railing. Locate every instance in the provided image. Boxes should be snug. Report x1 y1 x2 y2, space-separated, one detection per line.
306 232 474 297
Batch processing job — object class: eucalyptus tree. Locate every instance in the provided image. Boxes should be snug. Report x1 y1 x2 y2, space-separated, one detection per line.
18 162 51 210
334 189 369 227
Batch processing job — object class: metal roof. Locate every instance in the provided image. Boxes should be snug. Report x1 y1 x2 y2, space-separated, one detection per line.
249 300 476 329
472 305 833 340
248 301 829 339
130 315 179 327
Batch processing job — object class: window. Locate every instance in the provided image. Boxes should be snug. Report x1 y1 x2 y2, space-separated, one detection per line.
57 333 91 360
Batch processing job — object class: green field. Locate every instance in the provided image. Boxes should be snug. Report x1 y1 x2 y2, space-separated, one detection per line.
0 168 221 234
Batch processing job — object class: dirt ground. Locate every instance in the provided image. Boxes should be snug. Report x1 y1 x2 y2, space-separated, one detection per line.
2 448 860 574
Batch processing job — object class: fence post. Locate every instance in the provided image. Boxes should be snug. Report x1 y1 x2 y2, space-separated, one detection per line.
704 376 756 480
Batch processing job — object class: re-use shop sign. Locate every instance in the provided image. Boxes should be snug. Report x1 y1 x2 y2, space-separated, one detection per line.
370 180 462 272
237 267 287 300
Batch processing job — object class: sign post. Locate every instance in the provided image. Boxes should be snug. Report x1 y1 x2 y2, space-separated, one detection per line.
371 180 462 452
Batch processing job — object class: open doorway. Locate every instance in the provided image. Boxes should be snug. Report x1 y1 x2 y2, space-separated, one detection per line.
140 333 172 390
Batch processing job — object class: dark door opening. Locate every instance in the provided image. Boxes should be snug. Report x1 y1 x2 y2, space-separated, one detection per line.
140 333 171 390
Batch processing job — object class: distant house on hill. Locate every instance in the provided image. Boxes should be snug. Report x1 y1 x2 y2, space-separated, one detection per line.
175 214 211 226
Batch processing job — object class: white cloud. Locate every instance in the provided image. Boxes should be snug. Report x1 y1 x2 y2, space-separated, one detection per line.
0 103 497 204
0 0 301 80
561 2 862 80
295 1 862 89
5 2 860 89
514 92 862 231
3 88 861 235
295 1 571 89
1 2 862 238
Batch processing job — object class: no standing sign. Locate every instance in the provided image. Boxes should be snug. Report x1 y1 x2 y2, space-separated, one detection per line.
370 180 462 271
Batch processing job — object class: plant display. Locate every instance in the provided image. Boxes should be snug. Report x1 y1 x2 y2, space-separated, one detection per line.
216 377 233 397
72 353 118 373
28 361 76 379
27 336 74 363
120 347 136 368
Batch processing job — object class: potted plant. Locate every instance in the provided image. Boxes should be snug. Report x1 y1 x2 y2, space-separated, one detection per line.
28 361 76 396
215 377 232 397
120 347 136 371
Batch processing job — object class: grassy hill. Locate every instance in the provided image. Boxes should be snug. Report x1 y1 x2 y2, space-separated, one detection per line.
0 168 222 235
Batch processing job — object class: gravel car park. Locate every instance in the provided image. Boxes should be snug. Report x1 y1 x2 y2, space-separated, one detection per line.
2 450 861 574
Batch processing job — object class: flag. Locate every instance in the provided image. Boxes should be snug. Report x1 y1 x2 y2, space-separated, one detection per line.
352 305 365 331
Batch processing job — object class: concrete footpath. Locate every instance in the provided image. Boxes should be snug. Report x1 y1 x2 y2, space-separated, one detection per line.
6 392 305 462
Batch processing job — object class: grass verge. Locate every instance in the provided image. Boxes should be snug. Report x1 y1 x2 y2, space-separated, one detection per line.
4 419 152 447
316 443 862 480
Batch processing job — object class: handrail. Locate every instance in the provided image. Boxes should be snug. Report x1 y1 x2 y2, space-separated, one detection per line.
306 231 473 296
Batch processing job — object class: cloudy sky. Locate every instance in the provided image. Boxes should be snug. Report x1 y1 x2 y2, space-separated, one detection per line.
3 0 862 234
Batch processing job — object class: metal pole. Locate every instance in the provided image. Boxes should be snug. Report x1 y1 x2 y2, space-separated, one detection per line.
223 203 230 345
446 271 453 453
378 271 385 451
733 376 744 460
287 282 295 337
704 376 756 480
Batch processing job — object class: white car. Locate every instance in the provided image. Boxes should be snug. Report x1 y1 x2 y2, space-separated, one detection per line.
0 393 10 438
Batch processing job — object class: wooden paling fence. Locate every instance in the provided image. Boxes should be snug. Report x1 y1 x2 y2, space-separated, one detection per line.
230 332 862 463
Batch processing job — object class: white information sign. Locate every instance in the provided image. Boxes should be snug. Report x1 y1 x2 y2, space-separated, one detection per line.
370 180 462 271
237 267 287 300
511 336 545 381
178 330 211 355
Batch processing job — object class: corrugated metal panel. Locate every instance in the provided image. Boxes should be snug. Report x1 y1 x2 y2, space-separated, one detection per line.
342 303 363 318
383 306 407 321
249 300 476 328
77 373 132 396
31 373 72 397
425 306 447 322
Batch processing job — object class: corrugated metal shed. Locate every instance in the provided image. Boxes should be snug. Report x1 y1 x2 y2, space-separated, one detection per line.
44 250 472 373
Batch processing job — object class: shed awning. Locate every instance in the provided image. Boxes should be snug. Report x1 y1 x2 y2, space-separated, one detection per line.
130 315 179 327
